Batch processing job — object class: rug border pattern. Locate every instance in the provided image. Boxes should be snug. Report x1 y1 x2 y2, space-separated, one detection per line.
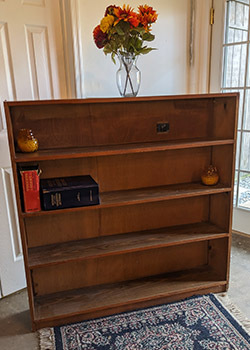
38 293 250 350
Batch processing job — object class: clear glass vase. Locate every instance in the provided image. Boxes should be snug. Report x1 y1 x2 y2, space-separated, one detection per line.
116 53 141 97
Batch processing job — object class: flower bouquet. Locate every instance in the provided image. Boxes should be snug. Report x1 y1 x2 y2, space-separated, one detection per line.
93 4 158 97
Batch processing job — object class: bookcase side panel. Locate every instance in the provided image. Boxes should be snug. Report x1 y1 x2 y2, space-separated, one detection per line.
211 144 234 187
208 238 229 280
209 193 231 232
212 96 237 139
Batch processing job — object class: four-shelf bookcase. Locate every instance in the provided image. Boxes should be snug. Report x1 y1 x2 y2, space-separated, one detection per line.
5 93 238 330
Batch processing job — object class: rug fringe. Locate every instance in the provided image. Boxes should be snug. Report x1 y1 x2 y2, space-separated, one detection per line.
38 327 56 350
216 293 250 334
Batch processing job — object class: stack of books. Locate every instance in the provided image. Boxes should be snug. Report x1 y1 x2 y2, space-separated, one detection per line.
19 168 99 212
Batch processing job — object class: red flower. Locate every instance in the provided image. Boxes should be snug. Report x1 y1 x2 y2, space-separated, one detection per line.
93 25 108 49
105 5 119 16
138 5 158 30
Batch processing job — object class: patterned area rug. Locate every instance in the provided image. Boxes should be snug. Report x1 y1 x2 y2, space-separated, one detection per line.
39 294 250 349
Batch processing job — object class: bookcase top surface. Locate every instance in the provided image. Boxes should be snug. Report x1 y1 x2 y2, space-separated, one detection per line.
3 92 239 107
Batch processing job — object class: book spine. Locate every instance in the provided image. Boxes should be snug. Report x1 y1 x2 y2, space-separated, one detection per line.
21 170 41 212
42 187 99 210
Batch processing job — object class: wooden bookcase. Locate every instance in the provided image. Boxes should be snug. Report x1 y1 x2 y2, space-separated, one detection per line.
5 94 238 330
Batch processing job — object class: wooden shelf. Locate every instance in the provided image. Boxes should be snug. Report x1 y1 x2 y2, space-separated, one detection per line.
14 138 234 163
22 182 231 217
28 222 227 268
34 266 226 324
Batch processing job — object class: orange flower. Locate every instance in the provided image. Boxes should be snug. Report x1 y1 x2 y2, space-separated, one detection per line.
138 4 158 30
113 5 139 27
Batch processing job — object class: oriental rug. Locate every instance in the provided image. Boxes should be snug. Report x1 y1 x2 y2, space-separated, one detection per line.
39 294 250 350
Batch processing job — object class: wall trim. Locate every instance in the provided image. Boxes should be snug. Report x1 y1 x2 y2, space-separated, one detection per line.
187 0 213 94
0 22 17 130
60 0 85 98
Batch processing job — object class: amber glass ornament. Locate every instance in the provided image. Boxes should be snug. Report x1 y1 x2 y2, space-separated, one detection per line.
17 129 38 153
201 165 219 186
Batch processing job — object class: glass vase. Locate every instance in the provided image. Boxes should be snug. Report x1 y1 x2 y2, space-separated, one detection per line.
116 53 141 97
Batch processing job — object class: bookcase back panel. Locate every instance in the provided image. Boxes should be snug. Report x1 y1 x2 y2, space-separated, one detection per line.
10 104 92 150
99 197 209 237
33 145 233 193
97 149 210 192
9 96 237 153
25 210 100 247
36 148 210 190
25 196 210 247
88 99 211 145
32 241 208 296
97 146 233 192
38 157 98 180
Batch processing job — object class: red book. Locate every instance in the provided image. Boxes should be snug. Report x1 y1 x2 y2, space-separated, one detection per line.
20 167 41 212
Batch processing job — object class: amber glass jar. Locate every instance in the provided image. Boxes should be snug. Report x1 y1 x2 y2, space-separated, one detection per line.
17 129 38 153
201 165 219 186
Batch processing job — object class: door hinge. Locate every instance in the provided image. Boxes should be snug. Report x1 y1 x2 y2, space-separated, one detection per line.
210 7 215 25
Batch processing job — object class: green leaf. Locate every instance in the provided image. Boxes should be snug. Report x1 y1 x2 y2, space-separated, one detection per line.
142 32 155 42
115 21 130 36
111 52 116 64
131 26 146 35
140 47 157 54
115 24 124 36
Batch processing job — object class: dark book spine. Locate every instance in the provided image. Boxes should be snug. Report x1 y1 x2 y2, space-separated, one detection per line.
41 187 99 210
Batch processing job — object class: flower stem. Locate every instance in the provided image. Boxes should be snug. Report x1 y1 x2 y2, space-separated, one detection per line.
122 58 135 96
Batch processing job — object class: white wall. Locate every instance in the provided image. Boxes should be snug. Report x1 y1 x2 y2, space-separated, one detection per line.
78 0 190 97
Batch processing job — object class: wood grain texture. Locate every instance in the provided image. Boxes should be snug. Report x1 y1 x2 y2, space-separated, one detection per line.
33 266 225 322
22 182 231 218
25 196 209 247
7 94 238 153
28 222 228 268
32 241 208 295
97 147 211 192
14 138 234 162
210 193 231 231
4 93 238 330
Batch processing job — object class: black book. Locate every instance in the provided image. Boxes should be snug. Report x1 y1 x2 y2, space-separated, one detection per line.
40 175 99 211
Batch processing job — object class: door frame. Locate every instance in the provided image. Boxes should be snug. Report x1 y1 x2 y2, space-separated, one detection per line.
210 0 250 235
